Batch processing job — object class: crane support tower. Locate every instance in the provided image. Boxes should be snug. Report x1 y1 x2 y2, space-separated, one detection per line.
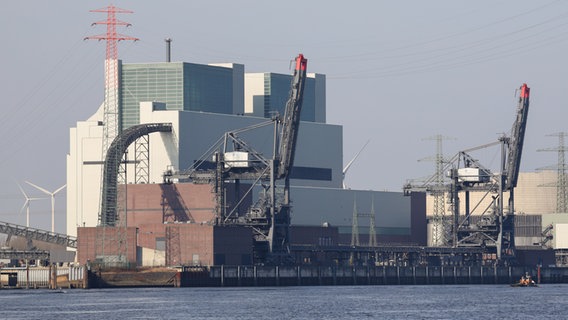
404 84 530 264
167 54 308 265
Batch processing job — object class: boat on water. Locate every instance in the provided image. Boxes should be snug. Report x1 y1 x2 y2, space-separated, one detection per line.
510 282 538 287
511 274 538 287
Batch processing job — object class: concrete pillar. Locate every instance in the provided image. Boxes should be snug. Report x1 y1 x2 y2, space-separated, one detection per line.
253 266 258 286
220 265 224 287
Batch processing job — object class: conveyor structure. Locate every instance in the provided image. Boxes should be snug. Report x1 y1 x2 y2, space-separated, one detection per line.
0 220 77 248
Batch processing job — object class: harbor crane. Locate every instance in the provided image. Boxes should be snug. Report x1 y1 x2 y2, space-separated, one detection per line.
404 84 530 264
166 54 308 264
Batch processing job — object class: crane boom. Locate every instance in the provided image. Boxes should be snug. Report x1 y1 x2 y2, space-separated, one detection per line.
277 54 308 179
506 83 530 190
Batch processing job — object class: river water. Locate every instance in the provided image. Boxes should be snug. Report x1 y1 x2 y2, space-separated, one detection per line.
1 284 565 319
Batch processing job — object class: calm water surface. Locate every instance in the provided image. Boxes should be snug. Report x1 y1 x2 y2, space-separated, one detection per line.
1 284 565 319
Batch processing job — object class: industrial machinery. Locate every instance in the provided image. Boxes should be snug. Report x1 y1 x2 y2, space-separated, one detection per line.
404 84 530 264
165 54 308 264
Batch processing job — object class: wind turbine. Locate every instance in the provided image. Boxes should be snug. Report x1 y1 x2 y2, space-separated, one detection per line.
343 139 371 189
17 183 45 228
25 181 66 233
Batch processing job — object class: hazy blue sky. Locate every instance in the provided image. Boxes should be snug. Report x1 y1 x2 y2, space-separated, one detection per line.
1 1 567 233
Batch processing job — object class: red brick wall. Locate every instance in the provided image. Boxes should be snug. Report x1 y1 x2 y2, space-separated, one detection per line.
137 224 167 250
78 182 254 267
77 227 137 265
166 224 214 266
119 183 217 226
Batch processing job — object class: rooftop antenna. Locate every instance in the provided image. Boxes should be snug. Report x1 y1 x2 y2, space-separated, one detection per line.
165 38 172 62
25 181 66 233
343 139 370 189
17 183 46 228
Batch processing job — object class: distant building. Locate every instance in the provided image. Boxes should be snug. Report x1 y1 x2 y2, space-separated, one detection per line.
121 62 245 129
245 72 326 122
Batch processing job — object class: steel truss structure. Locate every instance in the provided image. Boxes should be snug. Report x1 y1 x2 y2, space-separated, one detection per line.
99 122 172 226
166 54 308 265
404 84 530 264
0 249 50 261
0 220 77 248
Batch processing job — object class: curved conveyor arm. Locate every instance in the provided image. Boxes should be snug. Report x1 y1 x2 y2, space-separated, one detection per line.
100 123 173 226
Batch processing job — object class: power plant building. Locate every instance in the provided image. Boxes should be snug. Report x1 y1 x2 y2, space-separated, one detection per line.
67 59 424 266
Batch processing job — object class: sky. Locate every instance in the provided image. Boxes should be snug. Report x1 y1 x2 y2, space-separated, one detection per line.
1 0 567 234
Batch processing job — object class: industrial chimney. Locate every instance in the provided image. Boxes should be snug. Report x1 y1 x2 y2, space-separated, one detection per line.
165 38 172 62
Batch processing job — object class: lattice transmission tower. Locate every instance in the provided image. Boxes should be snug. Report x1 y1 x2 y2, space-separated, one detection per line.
86 5 138 161
86 5 138 266
538 132 568 213
421 134 454 246
351 195 359 247
367 197 377 247
350 195 378 247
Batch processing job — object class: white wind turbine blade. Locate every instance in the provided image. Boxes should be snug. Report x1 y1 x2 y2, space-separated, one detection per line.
24 181 64 232
342 139 371 189
53 184 66 195
19 199 28 216
17 182 31 227
25 181 51 195
17 182 29 199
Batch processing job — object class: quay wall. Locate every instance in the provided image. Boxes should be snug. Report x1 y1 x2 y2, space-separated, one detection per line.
0 266 86 289
180 265 568 287
5 265 568 289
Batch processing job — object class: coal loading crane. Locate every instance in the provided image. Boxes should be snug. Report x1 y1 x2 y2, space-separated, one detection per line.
167 54 308 264
404 84 530 264
269 54 308 262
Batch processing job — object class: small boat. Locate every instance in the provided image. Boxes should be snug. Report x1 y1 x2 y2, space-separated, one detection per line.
510 282 538 287
511 275 538 287
511 272 538 287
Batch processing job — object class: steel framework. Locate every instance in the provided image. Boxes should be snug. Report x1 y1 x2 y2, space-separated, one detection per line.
167 54 308 264
99 123 173 226
537 132 568 213
350 196 378 248
404 84 530 264
0 220 77 248
0 249 50 261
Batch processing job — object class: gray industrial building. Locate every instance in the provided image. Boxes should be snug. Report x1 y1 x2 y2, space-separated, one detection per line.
67 58 424 266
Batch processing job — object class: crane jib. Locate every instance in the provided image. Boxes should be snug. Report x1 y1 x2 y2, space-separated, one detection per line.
520 83 530 99
507 83 530 190
277 54 308 180
295 54 307 71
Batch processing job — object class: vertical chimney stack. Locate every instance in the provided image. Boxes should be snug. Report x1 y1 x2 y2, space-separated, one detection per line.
165 38 172 62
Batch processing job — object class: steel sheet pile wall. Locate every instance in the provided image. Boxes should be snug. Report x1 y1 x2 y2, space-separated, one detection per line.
180 265 568 287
